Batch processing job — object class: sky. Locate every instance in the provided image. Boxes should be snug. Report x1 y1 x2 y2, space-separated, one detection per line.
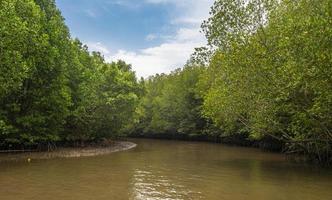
55 0 214 78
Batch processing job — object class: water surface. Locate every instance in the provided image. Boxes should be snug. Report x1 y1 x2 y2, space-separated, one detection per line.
0 139 331 200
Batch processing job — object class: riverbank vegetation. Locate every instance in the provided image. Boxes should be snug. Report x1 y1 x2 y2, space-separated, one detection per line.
131 0 332 164
1 0 331 164
0 0 142 150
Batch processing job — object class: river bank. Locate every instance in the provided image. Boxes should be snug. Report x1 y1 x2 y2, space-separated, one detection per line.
129 134 326 165
0 141 136 162
129 133 283 152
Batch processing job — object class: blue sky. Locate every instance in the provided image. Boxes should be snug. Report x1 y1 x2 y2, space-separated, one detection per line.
55 0 214 77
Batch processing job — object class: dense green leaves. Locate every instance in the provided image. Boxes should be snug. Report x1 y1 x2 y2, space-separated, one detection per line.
132 65 208 139
133 0 332 164
200 0 332 163
0 0 141 148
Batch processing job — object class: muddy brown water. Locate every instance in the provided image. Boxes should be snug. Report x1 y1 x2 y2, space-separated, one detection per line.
0 139 331 200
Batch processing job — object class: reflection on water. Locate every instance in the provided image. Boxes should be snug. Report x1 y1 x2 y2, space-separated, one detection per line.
131 168 203 200
0 139 331 200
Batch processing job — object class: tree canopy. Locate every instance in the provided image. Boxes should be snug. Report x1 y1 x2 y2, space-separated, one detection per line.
132 0 332 164
0 0 142 148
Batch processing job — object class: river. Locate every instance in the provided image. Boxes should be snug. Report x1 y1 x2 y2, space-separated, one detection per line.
0 139 331 200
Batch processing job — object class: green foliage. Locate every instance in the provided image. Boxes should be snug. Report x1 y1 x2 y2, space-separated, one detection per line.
200 0 332 163
134 0 332 164
0 0 141 147
0 0 70 145
133 64 208 139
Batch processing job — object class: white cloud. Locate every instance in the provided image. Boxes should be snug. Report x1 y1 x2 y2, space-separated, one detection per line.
106 27 206 78
145 0 213 26
176 28 204 42
107 1 141 10
84 9 98 18
171 17 203 26
86 42 110 55
145 34 157 41
86 0 213 78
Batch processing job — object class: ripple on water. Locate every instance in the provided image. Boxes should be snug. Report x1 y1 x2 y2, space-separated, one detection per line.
130 168 204 200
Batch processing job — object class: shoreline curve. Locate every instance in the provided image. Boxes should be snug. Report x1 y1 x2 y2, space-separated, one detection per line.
0 141 137 162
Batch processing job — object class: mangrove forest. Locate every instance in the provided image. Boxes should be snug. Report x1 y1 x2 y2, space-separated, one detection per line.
0 0 331 167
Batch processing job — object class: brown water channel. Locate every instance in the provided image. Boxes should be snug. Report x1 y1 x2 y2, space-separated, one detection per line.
0 139 331 200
